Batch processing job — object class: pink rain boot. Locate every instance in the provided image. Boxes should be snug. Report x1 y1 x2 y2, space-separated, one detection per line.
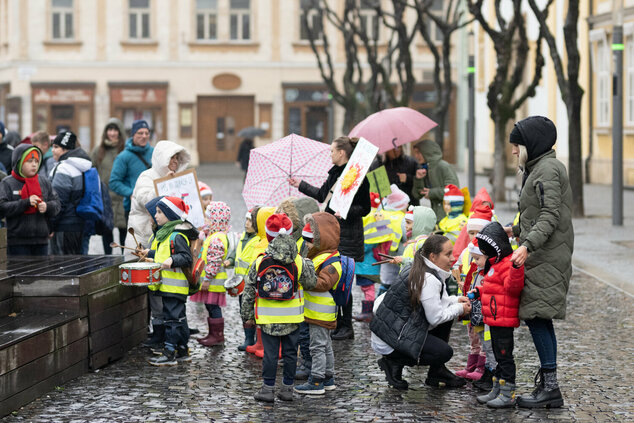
466 355 486 380
455 354 479 378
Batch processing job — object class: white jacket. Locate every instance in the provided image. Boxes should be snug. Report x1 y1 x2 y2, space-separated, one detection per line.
125 141 191 249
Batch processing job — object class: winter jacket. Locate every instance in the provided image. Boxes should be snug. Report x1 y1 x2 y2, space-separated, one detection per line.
109 138 154 212
0 141 14 172
49 147 93 232
298 163 371 262
411 140 460 223
237 139 254 171
0 144 61 245
125 141 191 249
384 154 419 201
240 234 317 336
478 255 524 328
511 116 573 321
304 212 341 330
91 118 126 229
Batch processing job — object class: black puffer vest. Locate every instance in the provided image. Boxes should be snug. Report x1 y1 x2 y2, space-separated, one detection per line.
370 266 431 361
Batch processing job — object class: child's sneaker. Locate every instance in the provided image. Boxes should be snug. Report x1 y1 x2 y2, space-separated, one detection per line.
323 376 336 391
148 349 177 366
176 346 192 362
294 378 325 395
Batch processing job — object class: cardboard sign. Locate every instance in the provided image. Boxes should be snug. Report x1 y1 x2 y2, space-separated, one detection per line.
153 168 205 228
367 166 392 199
329 138 379 219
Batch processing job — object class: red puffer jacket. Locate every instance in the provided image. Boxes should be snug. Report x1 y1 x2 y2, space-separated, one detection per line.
480 256 525 328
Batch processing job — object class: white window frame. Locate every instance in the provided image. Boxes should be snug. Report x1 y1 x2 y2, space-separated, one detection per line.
51 0 74 40
423 0 444 44
299 0 323 41
229 0 251 41
596 37 611 127
195 0 218 40
129 0 151 40
359 0 380 41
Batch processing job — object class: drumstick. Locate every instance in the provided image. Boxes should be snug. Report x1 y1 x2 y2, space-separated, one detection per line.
378 252 395 260
128 227 142 249
372 259 392 266
109 242 138 251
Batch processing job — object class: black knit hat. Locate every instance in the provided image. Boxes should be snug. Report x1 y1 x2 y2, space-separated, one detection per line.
509 125 525 145
53 131 77 150
475 222 513 264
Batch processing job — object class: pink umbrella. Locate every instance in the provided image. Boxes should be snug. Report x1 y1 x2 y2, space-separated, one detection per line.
242 133 331 209
348 107 438 154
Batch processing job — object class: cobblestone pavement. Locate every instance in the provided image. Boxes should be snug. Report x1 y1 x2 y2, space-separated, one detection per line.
5 164 633 422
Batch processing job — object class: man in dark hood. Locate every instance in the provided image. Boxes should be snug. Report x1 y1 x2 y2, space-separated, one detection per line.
384 146 418 201
0 122 15 172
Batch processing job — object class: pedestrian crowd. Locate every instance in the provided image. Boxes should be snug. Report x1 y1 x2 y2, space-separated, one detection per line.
0 114 572 410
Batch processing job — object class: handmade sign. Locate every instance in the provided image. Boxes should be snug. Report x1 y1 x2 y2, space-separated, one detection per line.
367 166 392 200
329 137 379 219
153 168 205 228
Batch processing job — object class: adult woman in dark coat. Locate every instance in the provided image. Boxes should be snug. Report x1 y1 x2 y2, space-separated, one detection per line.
289 136 371 340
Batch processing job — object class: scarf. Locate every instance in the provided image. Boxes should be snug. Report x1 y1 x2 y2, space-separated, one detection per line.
155 220 181 243
12 170 42 215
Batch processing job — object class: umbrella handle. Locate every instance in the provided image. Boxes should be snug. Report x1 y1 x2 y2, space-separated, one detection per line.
391 137 398 149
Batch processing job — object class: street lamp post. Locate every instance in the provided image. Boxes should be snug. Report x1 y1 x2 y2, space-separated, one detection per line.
467 30 476 196
612 1 624 226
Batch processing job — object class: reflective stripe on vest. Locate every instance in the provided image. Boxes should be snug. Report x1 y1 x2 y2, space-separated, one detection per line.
304 252 341 322
363 213 396 245
150 232 190 296
235 233 259 277
200 232 229 292
438 215 467 245
255 254 305 324
384 210 405 252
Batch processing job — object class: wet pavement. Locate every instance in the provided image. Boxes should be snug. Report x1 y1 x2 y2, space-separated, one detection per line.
3 164 634 422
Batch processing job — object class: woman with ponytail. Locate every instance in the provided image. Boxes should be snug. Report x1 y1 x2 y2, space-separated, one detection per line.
289 136 371 340
370 234 471 390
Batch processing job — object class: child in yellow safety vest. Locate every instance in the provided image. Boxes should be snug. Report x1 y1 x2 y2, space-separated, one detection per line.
452 206 493 382
438 184 468 245
142 196 195 366
235 209 260 351
240 213 317 403
391 205 437 268
191 201 231 348
294 212 341 395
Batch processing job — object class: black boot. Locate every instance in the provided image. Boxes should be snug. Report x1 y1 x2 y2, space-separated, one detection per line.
425 364 466 388
331 326 354 340
142 324 165 349
473 367 494 391
517 368 564 408
378 358 408 390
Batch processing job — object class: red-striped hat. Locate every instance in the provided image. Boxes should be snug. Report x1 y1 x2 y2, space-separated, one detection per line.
158 196 189 222
467 205 493 232
265 213 293 242
443 184 464 203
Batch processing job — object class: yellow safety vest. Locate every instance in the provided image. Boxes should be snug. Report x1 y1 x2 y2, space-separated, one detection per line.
438 214 468 244
383 210 405 252
235 232 259 277
304 252 341 322
200 232 229 293
149 232 190 297
254 254 305 325
402 235 429 260
363 212 396 245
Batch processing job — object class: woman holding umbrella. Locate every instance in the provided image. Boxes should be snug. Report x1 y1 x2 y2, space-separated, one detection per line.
289 136 371 340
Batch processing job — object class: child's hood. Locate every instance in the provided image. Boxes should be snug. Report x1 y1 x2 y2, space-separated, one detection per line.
305 212 340 259
11 144 42 174
475 222 512 264
471 187 494 212
205 201 231 233
265 234 298 264
411 206 436 239
254 206 275 249
413 139 443 164
151 140 191 177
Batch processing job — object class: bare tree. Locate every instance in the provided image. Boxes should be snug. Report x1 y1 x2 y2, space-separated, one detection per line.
528 0 584 217
411 0 472 150
302 0 418 133
468 0 545 202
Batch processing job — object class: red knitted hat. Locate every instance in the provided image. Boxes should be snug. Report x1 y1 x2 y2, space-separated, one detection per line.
302 221 314 242
467 205 493 232
158 196 189 221
265 213 293 241
443 184 464 203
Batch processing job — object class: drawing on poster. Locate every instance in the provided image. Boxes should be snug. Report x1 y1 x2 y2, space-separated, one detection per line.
153 168 205 228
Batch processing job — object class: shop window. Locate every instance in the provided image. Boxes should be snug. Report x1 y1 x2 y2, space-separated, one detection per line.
299 0 322 41
284 87 330 142
229 0 250 40
51 0 74 40
196 0 218 40
129 0 151 40
179 103 194 138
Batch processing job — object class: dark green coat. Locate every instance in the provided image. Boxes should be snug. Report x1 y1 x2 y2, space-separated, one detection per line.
512 121 574 320
411 140 459 223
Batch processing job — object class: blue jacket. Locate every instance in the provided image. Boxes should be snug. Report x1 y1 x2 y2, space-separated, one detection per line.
109 138 153 211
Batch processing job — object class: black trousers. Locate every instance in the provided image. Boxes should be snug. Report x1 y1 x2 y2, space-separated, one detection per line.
261 328 299 385
387 320 454 368
162 296 189 351
336 292 353 329
490 326 516 383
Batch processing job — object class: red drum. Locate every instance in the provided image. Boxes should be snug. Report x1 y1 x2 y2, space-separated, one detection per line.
224 274 245 297
120 262 162 286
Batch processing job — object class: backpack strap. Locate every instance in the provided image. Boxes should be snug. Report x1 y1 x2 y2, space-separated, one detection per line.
319 252 340 271
132 150 151 169
168 232 189 255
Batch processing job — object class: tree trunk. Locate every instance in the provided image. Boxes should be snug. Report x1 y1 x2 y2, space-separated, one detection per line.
567 98 584 217
493 118 508 203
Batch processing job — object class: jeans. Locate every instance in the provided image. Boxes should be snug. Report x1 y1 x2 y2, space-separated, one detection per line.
162 296 189 351
261 328 299 386
309 324 334 381
51 231 83 255
525 318 557 370
298 321 312 365
387 320 454 367
8 244 48 256
205 303 222 318
149 290 164 326
490 326 516 383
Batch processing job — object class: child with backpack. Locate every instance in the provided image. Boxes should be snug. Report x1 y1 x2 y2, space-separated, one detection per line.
0 145 61 255
240 214 317 403
140 196 196 366
294 212 342 395
471 222 524 408
191 201 231 347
